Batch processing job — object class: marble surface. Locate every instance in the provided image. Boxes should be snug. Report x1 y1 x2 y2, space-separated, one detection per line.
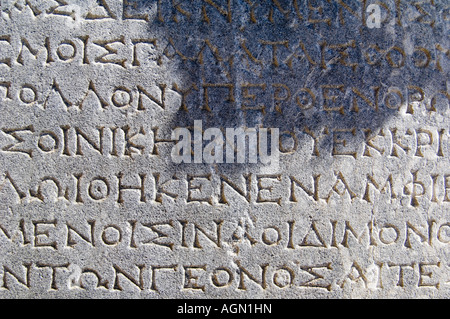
0 0 448 298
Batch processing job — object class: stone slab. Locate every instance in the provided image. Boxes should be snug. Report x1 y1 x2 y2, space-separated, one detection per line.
0 0 449 298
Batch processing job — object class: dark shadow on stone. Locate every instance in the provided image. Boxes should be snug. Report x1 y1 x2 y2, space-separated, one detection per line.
137 0 449 174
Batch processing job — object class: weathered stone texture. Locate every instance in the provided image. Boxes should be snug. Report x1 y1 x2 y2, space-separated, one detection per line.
0 0 448 298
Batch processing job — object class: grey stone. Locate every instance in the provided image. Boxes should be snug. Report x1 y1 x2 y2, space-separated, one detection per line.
0 0 448 298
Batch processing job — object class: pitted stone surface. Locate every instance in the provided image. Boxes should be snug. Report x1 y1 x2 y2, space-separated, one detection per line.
0 0 449 298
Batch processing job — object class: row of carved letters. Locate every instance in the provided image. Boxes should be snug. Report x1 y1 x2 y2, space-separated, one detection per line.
1 80 448 115
1 35 448 72
2 0 447 27
1 125 448 159
0 259 448 292
1 170 450 206
1 219 449 250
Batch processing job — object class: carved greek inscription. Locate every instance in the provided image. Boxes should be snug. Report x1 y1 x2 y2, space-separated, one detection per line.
1 0 448 299
1 170 450 207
